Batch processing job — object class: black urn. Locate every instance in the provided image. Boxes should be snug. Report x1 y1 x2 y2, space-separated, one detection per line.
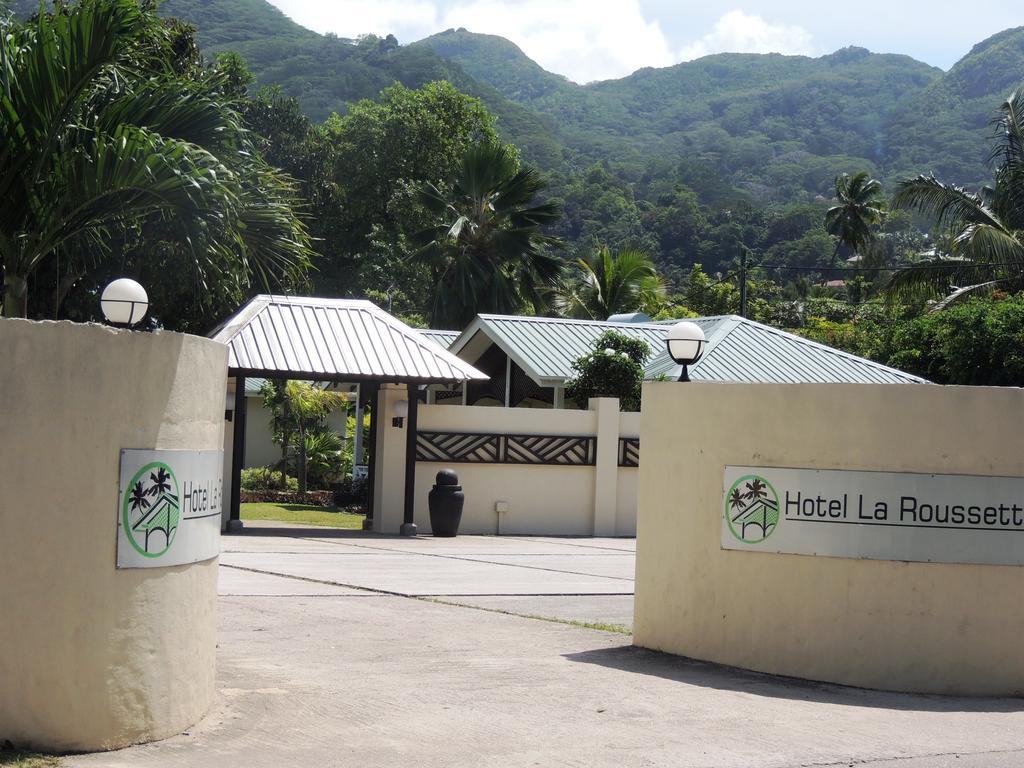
428 469 464 537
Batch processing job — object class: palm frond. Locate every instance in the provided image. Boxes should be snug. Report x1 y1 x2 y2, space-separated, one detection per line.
892 176 1006 231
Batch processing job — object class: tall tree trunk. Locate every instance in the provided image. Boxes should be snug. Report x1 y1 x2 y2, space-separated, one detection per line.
53 270 82 319
3 274 28 318
298 424 308 494
275 380 289 489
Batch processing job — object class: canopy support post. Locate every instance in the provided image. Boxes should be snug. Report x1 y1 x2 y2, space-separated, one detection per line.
400 382 419 536
227 375 247 532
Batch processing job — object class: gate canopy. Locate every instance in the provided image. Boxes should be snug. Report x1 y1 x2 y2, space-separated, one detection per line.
211 295 486 384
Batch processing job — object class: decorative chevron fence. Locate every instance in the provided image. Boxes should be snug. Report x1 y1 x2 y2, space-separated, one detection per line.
377 395 642 537
417 431 599 466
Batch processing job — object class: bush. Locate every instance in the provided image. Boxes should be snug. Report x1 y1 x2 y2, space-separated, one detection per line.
240 467 299 492
298 429 345 489
565 330 650 411
331 475 368 507
884 294 1024 385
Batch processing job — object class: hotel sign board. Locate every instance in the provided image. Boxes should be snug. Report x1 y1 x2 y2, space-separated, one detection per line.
722 465 1024 566
117 449 223 569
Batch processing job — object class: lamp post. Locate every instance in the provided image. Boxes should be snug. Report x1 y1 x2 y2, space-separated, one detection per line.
100 278 148 328
666 321 707 382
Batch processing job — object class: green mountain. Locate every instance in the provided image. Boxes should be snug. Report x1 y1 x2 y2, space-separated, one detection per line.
6 0 1024 198
0 0 565 165
884 26 1024 187
417 29 947 197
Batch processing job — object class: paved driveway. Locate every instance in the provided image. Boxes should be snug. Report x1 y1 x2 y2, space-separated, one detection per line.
219 523 637 628
67 524 1024 768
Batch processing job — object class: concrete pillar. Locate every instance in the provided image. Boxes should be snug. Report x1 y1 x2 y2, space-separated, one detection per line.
0 319 225 752
590 397 621 536
372 384 409 533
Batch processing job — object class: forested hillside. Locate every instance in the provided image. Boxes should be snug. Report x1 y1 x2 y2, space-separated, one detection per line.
419 29 943 197
885 26 1024 187
4 0 1024 387
6 0 1021 199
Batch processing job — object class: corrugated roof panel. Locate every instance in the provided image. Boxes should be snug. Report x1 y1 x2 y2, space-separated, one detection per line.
456 314 928 386
420 330 459 348
211 296 487 382
473 315 671 382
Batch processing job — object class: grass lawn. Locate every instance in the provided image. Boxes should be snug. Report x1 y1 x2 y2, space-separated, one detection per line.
241 502 365 529
0 750 61 767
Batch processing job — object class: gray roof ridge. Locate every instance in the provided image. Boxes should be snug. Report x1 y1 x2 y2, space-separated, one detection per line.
254 293 376 309
476 313 680 331
209 294 270 343
689 315 744 371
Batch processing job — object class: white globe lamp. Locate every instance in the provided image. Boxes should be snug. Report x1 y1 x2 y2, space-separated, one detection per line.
100 278 149 328
666 321 707 382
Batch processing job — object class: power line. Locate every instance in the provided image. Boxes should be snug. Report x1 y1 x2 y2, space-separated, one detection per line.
749 261 1010 274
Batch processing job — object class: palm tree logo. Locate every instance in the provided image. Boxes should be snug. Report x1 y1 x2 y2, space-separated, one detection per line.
725 475 780 544
122 462 180 558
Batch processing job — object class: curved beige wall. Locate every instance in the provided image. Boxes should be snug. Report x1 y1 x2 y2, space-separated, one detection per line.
0 319 227 751
634 382 1024 696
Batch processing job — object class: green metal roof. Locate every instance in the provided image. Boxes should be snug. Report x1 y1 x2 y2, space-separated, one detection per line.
450 314 928 386
420 329 459 348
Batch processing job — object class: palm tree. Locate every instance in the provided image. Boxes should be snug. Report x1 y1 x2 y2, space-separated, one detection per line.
744 478 768 502
415 143 563 328
729 488 745 512
148 467 172 497
129 482 150 514
825 172 887 267
555 246 666 320
887 90 1024 307
0 1 311 318
262 380 348 493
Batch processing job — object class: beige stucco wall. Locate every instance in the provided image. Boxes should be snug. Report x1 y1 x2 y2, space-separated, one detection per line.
634 382 1024 695
0 319 227 751
370 403 638 536
375 401 638 536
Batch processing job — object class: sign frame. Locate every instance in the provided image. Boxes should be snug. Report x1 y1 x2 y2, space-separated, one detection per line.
722 465 1024 567
117 448 223 569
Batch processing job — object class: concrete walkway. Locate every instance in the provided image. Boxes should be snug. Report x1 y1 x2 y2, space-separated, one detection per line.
68 525 1024 768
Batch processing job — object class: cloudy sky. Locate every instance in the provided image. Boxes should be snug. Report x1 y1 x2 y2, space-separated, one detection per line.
266 1 1022 83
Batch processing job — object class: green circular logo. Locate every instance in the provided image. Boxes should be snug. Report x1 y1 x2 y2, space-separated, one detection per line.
725 475 780 544
122 462 180 558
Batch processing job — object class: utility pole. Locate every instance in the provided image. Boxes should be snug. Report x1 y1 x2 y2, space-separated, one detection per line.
739 245 749 319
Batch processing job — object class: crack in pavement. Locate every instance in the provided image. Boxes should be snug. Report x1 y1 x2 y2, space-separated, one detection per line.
264 535 637 584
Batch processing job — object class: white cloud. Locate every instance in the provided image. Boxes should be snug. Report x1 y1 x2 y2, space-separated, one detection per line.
265 2 819 83
678 9 815 61
269 0 440 43
440 0 677 83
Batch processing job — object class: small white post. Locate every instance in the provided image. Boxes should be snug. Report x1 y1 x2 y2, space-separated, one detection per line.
590 397 620 537
504 356 512 408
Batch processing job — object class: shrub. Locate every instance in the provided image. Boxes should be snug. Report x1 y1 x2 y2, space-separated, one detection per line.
240 467 298 492
565 330 651 411
298 429 345 489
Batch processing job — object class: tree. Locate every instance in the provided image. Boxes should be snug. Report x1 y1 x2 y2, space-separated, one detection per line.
321 82 499 304
565 331 652 412
0 1 312 320
416 143 563 328
824 171 886 266
887 89 1024 307
883 293 1024 385
261 381 348 493
556 246 666 320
